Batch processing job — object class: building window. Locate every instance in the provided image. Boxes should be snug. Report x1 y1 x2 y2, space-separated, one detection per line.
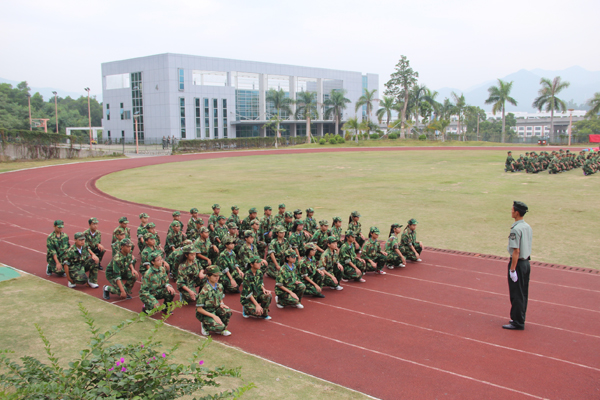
106 104 110 120
180 97 186 138
213 98 219 138
107 130 111 138
122 110 131 120
222 99 228 138
195 98 202 139
131 72 144 140
237 125 260 138
235 89 259 121
178 69 184 91
204 98 210 139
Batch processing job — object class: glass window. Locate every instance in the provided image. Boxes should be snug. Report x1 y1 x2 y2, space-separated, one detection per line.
178 69 184 91
180 97 186 138
105 73 130 90
195 98 201 138
106 104 110 120
192 70 227 86
204 98 210 139
236 125 260 138
213 98 219 138
131 72 144 140
222 99 228 138
107 130 111 138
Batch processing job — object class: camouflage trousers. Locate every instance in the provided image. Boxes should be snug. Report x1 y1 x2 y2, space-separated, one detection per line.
140 288 174 310
177 277 204 303
343 259 365 281
106 276 135 296
275 282 306 306
303 271 324 296
322 265 343 288
69 260 98 284
400 244 423 261
221 270 243 293
265 262 280 279
242 293 272 317
196 306 232 334
386 252 405 267
364 254 386 272
46 259 65 275
90 247 106 264
179 288 198 304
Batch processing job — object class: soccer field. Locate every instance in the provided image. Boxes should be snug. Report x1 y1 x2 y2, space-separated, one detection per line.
97 150 600 270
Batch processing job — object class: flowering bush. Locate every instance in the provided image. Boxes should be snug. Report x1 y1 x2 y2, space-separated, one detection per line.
0 302 254 399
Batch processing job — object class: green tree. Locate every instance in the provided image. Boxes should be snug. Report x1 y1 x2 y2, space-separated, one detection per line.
342 116 360 143
427 119 450 140
324 89 351 136
585 92 600 118
484 79 518 143
355 88 377 136
464 106 486 140
294 91 318 144
266 88 293 148
376 96 395 128
532 76 570 142
422 88 440 122
384 55 419 138
451 92 466 141
408 84 427 126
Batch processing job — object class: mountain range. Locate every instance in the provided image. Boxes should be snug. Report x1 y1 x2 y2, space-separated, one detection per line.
435 66 600 112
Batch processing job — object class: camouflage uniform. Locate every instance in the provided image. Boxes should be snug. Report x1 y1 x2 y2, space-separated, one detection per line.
259 213 274 244
137 223 148 253
319 247 342 287
176 259 204 303
213 224 229 250
84 228 106 265
165 230 184 257
275 261 305 307
273 211 286 226
361 238 386 272
400 228 422 261
385 233 404 267
63 243 98 285
241 269 271 317
46 231 69 274
186 211 201 237
195 281 231 334
140 264 174 310
112 225 131 244
347 220 364 247
216 249 243 293
194 236 216 267
298 255 323 296
266 236 290 279
237 242 259 272
310 227 329 261
339 240 365 280
105 249 136 295
288 230 307 258
304 208 318 235
140 245 165 276
208 212 220 232
328 225 343 248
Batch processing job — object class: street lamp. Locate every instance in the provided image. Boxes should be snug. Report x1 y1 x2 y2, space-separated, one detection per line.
568 108 574 146
52 91 58 133
133 111 140 154
27 94 32 131
84 87 92 151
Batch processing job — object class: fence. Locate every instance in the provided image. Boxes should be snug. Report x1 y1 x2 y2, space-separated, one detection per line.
176 136 309 152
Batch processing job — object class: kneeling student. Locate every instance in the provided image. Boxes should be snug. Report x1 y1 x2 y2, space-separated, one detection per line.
339 230 366 282
241 255 272 319
275 250 306 309
361 227 388 274
63 232 99 289
400 219 424 262
196 266 232 336
385 224 407 269
298 243 325 298
176 245 205 303
139 252 175 313
103 239 139 300
217 237 244 293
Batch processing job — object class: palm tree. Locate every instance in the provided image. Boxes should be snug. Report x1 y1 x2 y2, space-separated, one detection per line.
342 117 360 143
266 88 293 148
355 88 377 122
422 88 440 121
409 84 428 127
532 76 570 143
295 91 319 144
451 92 466 141
324 89 351 136
586 92 600 118
428 119 450 141
376 96 395 131
485 79 518 143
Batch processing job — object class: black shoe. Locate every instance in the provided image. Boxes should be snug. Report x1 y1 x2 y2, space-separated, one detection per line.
102 286 110 300
502 323 524 330
126 294 132 299
313 293 325 298
98 265 104 271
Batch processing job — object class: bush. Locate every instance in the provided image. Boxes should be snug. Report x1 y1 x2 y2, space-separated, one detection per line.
388 133 398 139
324 133 330 141
336 135 345 144
344 132 351 141
319 138 326 145
329 137 337 145
370 133 380 140
0 303 253 400
418 134 427 141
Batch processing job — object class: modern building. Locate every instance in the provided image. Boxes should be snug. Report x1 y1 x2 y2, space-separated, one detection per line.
101 53 378 142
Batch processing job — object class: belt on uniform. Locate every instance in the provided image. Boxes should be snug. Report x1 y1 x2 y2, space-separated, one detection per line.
518 256 530 261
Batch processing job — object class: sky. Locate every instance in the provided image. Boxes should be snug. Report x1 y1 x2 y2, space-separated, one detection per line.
1 0 599 98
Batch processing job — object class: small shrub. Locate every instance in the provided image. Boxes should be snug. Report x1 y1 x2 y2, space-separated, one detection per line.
388 133 398 139
329 137 337 145
418 134 427 141
370 133 380 140
324 133 330 141
319 138 326 145
336 136 345 144
344 132 351 141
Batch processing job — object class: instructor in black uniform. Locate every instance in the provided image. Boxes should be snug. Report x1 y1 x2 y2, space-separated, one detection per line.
503 201 532 330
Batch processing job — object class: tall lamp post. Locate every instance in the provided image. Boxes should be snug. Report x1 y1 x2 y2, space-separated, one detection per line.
133 112 140 154
27 94 32 130
84 87 92 150
52 91 58 133
567 108 574 146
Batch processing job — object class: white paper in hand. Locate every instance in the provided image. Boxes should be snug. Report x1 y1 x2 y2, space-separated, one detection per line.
510 270 518 282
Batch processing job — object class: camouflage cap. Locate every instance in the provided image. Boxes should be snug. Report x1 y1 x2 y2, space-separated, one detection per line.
205 265 222 275
243 230 253 238
147 222 156 228
304 243 317 251
293 209 303 215
284 211 293 218
369 226 380 234
190 208 199 214
74 232 85 240
170 221 180 227
54 220 64 228
278 203 286 209
250 218 260 225
88 217 99 224
227 222 238 229
231 205 239 210
293 219 304 226
139 213 149 219
327 236 338 244
118 217 129 223
306 207 314 213
332 216 342 223
351 211 361 218
264 205 272 211
199 227 209 233
249 207 258 214
223 236 237 245
391 223 403 229
149 251 163 262
172 211 181 216
212 204 220 209
248 255 261 264
182 245 196 253
114 228 125 236
144 233 155 241
120 238 134 247
284 249 297 258
408 218 418 225
344 230 355 237
272 225 286 233
182 239 192 245
194 219 204 225
217 215 226 221
319 219 329 226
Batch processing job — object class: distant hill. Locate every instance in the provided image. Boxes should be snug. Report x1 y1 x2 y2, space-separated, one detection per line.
0 77 89 102
435 66 600 112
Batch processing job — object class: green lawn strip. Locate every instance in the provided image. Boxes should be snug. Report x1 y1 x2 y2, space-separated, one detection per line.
0 272 367 400
291 139 588 148
97 150 600 270
0 155 126 174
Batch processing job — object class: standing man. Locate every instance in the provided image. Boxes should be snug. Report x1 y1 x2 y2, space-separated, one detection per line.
503 201 532 331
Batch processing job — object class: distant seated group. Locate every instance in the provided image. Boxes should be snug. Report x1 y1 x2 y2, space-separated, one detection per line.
46 205 424 337
504 149 600 175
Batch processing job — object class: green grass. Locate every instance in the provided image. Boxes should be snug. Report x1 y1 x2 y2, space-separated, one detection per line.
0 155 125 173
292 138 587 148
97 150 600 270
0 272 367 399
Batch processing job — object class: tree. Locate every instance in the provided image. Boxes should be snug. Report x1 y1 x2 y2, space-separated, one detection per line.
384 55 419 138
451 92 466 141
294 91 318 143
427 119 450 141
532 76 570 143
355 88 377 136
408 84 428 126
585 92 600 118
422 88 440 122
342 117 360 143
464 106 486 140
376 96 395 129
266 88 293 148
484 79 518 143
324 89 351 136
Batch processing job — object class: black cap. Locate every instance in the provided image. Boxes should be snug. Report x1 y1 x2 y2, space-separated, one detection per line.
513 201 528 214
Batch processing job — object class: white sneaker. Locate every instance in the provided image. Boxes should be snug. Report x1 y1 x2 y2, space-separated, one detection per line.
67 281 76 288
376 270 387 275
295 303 304 309
276 303 284 309
220 330 232 336
87 281 99 289
387 265 394 270
335 285 343 291
46 264 51 276
263 315 272 320
358 278 366 283
416 259 422 262
200 324 208 336
399 264 406 268
275 295 278 303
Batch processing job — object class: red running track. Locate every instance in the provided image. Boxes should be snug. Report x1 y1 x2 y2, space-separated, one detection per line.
0 147 598 400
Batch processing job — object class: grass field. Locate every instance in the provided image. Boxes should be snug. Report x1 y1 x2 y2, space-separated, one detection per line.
97 150 600 270
0 271 367 399
0 155 125 173
291 139 588 149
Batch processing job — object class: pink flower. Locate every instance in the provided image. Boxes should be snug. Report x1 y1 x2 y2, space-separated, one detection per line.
162 353 166 358
109 367 114 371
141 344 144 348
120 357 125 363
121 367 127 372
153 357 156 360
116 361 120 366
199 360 204 365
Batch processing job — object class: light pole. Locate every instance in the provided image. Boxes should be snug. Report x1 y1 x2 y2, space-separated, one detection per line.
133 112 140 154
567 108 574 146
52 91 58 133
84 87 92 150
27 94 32 130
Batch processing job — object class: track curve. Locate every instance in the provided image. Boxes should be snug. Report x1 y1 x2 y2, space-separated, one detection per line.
0 147 598 400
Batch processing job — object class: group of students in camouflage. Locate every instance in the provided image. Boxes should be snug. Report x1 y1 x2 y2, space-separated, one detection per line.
46 204 424 338
504 149 600 175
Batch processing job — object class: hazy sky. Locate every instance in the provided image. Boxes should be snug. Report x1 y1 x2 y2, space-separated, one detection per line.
1 0 599 98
